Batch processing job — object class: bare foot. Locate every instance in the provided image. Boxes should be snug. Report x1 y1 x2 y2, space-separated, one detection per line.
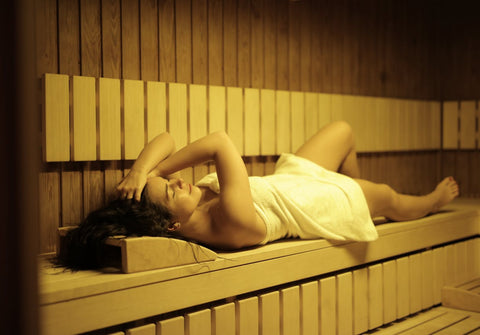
432 177 459 212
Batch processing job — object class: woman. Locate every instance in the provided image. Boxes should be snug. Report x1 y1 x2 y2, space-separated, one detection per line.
59 121 459 269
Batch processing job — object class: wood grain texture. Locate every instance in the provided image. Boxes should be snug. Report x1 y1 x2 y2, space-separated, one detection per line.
72 76 96 161
236 297 259 335
102 0 122 78
80 0 101 77
124 80 145 159
122 0 140 79
175 0 192 83
212 303 235 335
44 74 70 162
158 0 176 82
140 0 159 81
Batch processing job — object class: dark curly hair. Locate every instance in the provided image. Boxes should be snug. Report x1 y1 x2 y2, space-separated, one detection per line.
56 187 174 270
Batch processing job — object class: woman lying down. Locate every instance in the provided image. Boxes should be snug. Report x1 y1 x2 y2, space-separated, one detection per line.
58 121 459 269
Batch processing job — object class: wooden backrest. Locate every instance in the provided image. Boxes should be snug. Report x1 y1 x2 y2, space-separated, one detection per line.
43 73 446 164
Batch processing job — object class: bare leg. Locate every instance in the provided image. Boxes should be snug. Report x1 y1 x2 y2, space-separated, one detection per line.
356 177 460 221
295 121 361 178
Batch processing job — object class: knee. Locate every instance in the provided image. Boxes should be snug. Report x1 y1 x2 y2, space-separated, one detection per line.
331 121 355 145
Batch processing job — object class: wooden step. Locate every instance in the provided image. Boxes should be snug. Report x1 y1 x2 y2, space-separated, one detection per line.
442 278 480 313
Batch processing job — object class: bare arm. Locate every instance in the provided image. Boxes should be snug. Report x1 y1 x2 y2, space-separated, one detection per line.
117 132 178 201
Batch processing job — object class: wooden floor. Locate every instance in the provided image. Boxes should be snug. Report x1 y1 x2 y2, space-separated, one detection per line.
366 306 480 334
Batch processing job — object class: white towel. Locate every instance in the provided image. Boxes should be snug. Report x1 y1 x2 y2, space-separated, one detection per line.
196 153 378 244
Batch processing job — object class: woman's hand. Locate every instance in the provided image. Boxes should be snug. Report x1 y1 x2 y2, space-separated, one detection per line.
116 169 148 202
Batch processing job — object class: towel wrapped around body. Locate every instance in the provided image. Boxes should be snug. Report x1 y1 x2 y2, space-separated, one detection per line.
196 153 378 244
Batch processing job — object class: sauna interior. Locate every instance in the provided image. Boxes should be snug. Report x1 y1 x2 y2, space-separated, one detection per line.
2 0 480 334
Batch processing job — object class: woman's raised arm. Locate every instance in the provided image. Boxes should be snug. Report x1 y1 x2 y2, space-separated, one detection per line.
117 132 177 201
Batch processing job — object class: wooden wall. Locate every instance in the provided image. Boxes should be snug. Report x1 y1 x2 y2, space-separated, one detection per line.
34 0 479 254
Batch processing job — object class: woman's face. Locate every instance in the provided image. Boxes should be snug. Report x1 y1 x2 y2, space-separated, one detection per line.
145 177 202 222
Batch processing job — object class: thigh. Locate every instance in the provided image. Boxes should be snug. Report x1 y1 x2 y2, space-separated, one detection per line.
295 121 353 172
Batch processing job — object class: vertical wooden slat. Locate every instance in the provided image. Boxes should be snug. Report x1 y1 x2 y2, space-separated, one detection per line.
459 101 476 149
209 85 226 134
409 253 422 314
126 323 156 335
99 77 121 160
83 162 104 216
281 286 300 335
58 0 80 75
192 0 207 85
212 303 235 335
299 0 312 92
244 88 260 156
237 0 251 88
455 241 468 284
304 92 319 141
288 1 301 91
276 91 291 154
291 92 305 153
80 0 101 77
383 260 397 325
276 0 288 90
430 101 442 149
465 239 478 281
146 81 167 142
61 165 83 226
35 0 58 78
208 0 223 86
140 0 159 81
158 0 176 82
319 277 336 335
336 272 353 335
223 0 237 87
72 76 96 161
318 93 332 129
227 87 244 154
300 281 318 335
39 172 60 253
186 309 211 335
260 89 276 155
189 84 208 142
444 244 457 285
443 101 458 149
259 291 280 335
251 0 264 88
44 73 70 162
158 316 184 335
421 250 434 310
433 246 446 305
264 0 276 90
353 268 368 335
168 83 188 149
175 0 192 83
124 79 145 160
396 256 410 319
236 297 259 335
101 0 121 78
368 264 383 330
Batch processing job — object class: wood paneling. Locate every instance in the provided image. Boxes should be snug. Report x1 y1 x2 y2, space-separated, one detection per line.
35 0 480 254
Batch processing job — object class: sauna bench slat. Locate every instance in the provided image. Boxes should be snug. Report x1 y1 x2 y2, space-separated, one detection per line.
39 199 479 307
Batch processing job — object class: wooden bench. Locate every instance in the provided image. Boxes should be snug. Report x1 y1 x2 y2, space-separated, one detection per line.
39 199 479 334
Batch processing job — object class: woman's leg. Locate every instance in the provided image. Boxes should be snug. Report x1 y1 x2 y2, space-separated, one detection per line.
295 121 361 178
355 177 459 221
